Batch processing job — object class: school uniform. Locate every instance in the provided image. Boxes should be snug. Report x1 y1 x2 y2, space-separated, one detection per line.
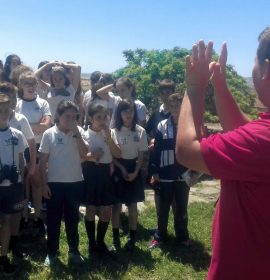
82 127 116 206
47 85 75 121
0 127 28 214
151 116 190 242
111 124 148 205
9 112 34 141
9 111 35 164
15 96 51 144
39 125 85 257
16 96 51 164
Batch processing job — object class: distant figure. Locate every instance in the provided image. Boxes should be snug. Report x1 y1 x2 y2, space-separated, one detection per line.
176 27 270 280
3 54 21 82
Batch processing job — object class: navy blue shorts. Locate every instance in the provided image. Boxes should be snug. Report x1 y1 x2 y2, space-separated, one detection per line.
0 183 25 214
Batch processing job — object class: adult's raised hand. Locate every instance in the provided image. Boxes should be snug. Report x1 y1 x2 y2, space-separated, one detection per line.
185 40 213 89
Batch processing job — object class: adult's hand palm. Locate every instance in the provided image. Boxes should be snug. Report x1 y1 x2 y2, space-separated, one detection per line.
185 40 213 88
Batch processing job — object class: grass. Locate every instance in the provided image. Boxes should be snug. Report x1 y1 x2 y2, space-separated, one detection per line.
5 202 214 280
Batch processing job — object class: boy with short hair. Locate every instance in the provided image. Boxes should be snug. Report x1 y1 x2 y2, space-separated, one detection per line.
149 93 191 248
0 94 28 275
0 82 36 258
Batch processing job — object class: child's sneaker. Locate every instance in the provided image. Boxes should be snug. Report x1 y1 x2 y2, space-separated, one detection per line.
44 254 58 267
148 239 160 250
68 251 84 265
0 256 15 276
96 241 110 255
180 239 193 248
110 241 121 253
123 238 135 252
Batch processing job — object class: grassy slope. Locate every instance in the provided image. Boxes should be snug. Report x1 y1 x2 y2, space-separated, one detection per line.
7 202 214 280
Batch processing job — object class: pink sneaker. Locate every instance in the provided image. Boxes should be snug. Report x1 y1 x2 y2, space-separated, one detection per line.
148 239 160 250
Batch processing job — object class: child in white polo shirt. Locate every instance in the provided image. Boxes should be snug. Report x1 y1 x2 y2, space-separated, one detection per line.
0 82 36 258
111 99 148 252
16 71 51 234
82 102 121 255
39 100 88 267
0 94 28 275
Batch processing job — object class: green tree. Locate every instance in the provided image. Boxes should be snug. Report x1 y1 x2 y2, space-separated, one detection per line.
113 48 257 121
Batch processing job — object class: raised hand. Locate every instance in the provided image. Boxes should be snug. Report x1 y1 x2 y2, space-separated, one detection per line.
185 40 213 89
210 42 228 88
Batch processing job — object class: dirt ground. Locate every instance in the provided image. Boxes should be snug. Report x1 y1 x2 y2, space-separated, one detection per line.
136 179 220 212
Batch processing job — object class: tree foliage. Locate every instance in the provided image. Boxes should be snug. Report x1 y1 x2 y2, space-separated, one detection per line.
113 48 258 122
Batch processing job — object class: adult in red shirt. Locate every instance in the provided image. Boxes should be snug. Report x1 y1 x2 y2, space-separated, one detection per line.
176 27 270 280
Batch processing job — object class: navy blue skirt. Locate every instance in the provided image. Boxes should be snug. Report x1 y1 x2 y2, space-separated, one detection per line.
112 158 145 205
82 161 114 206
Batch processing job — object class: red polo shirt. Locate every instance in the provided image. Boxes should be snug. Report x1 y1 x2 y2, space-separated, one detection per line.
201 113 270 280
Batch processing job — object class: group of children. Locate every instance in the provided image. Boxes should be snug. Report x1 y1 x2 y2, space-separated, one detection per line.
0 56 192 275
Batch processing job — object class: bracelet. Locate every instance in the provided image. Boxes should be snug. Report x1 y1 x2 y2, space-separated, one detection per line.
73 132 82 139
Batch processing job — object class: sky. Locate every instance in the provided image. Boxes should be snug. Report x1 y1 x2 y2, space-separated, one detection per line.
0 0 269 77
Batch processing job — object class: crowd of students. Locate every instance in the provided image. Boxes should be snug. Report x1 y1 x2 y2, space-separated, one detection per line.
1 25 270 280
0 57 192 276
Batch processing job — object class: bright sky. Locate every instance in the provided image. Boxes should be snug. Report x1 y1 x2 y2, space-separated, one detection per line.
1 0 269 77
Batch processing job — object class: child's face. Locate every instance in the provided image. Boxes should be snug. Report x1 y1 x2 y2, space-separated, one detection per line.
41 68 51 82
89 111 108 131
58 108 78 131
116 82 132 99
7 92 17 110
0 103 12 126
168 101 181 120
21 78 38 99
121 107 134 127
52 72 66 89
159 88 174 104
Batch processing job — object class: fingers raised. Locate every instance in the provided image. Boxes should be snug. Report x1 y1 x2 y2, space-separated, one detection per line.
218 42 227 73
206 41 213 64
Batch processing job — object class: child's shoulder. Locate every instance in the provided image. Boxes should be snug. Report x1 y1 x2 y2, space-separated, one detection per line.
9 126 25 141
135 124 146 133
157 118 170 130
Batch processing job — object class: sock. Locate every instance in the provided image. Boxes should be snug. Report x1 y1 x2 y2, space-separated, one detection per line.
112 228 120 245
9 235 19 251
85 220 96 248
96 220 109 245
129 229 137 242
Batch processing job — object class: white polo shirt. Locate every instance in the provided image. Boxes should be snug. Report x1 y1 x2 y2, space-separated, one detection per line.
47 84 75 121
108 95 147 128
9 112 34 140
15 96 51 143
111 125 148 159
0 127 28 185
82 127 116 164
39 125 85 183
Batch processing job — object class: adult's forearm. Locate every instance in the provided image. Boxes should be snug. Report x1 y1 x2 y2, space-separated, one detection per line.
214 83 250 131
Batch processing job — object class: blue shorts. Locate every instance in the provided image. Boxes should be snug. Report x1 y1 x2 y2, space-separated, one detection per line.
0 183 25 214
